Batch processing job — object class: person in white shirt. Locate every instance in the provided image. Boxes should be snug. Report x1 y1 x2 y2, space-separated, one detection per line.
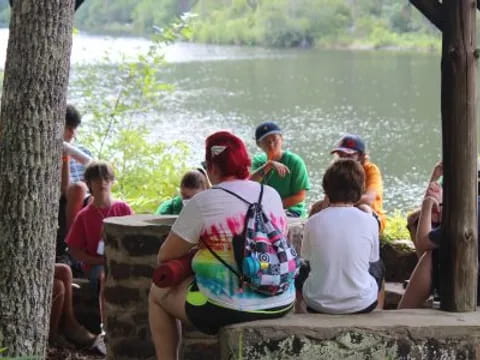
300 159 384 314
149 131 294 360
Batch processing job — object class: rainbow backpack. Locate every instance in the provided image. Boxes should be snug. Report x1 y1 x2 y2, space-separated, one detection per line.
205 184 300 296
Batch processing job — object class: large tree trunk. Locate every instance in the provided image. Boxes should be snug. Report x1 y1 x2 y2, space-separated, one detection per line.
440 0 478 311
0 0 75 357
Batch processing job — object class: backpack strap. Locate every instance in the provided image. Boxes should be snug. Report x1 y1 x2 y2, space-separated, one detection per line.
257 183 264 204
211 186 252 205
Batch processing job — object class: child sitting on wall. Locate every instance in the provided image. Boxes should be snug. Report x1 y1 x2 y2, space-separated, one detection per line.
154 169 209 215
66 161 133 343
299 159 384 314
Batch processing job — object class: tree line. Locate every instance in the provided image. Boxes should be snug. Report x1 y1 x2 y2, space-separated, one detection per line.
0 0 442 50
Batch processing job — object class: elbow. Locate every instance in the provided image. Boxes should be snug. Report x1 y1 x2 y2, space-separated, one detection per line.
157 252 167 264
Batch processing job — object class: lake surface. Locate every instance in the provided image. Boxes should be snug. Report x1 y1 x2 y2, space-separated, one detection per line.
0 29 459 212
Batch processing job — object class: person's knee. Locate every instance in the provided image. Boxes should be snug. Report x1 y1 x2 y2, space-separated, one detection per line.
55 263 72 282
67 182 87 201
52 279 66 301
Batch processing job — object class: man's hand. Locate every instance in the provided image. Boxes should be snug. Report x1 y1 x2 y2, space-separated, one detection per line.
269 160 290 177
425 181 442 203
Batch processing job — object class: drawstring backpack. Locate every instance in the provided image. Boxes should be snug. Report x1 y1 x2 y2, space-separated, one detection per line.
202 184 300 296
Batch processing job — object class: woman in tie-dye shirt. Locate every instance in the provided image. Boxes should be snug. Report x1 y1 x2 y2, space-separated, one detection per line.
149 131 295 359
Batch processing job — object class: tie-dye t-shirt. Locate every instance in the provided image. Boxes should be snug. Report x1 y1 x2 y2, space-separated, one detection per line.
171 179 295 311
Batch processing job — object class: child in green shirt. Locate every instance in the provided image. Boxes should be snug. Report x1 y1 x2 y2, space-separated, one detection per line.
250 122 310 217
154 169 209 215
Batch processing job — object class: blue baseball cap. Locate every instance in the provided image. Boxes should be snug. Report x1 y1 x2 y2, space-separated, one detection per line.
255 122 282 142
331 134 366 154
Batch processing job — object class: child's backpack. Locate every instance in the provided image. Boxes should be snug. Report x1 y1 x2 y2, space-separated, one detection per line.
203 184 300 296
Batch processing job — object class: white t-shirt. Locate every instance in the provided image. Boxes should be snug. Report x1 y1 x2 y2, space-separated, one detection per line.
172 179 295 311
302 206 379 314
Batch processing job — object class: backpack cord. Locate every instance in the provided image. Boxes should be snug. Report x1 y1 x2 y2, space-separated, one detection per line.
201 183 265 285
200 238 244 281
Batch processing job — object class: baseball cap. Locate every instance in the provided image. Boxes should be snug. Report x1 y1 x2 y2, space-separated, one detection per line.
331 134 366 154
255 122 282 143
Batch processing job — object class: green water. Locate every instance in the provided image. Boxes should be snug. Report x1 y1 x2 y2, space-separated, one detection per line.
149 45 448 212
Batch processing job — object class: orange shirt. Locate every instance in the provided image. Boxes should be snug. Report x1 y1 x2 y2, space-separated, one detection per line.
363 161 386 232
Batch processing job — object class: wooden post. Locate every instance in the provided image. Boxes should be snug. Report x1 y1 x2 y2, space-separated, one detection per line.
439 0 478 312
410 0 478 311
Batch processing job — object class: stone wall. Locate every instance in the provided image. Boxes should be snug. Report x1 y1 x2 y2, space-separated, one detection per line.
103 215 175 360
102 215 305 360
220 310 480 360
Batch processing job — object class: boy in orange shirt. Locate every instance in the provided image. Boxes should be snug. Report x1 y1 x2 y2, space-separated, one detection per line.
310 134 386 232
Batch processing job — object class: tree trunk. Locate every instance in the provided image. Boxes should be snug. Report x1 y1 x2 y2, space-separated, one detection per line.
0 0 75 357
440 0 478 311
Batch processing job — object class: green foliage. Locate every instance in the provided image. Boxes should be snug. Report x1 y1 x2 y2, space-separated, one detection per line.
188 0 441 51
72 17 193 213
381 210 411 244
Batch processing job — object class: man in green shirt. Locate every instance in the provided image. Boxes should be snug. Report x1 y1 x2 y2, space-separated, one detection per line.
251 122 310 217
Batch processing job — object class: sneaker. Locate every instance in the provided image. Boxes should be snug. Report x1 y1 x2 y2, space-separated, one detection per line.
91 334 107 356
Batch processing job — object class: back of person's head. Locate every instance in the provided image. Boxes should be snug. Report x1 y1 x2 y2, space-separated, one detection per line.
181 170 208 190
65 104 81 129
84 160 115 184
323 159 365 204
205 131 251 180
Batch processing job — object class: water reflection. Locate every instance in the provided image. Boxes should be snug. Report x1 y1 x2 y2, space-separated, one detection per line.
0 29 455 212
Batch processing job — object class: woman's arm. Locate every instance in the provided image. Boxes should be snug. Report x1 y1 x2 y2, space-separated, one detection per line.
282 189 306 209
157 232 195 264
416 196 439 253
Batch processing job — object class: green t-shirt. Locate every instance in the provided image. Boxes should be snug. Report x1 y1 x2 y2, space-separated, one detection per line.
252 150 310 217
154 195 183 215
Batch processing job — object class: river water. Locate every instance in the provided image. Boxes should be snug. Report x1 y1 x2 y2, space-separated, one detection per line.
0 29 459 212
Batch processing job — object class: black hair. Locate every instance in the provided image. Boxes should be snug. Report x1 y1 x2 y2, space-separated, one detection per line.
181 170 208 190
65 104 81 129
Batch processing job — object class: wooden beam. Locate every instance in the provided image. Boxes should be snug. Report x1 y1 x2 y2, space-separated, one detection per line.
410 0 444 31
440 0 478 311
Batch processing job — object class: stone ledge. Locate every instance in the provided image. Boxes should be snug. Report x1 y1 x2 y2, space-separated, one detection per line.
219 309 480 359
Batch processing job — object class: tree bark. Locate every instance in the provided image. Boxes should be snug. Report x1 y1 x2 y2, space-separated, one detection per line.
0 0 75 357
440 0 478 311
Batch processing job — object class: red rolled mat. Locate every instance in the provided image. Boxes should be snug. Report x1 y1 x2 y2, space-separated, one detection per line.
152 251 195 288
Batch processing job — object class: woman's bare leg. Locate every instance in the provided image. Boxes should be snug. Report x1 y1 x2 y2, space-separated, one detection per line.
50 279 65 338
149 276 192 360
398 251 432 309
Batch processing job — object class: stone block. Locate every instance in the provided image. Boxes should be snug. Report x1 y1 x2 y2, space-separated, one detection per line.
219 310 480 360
381 240 417 282
104 285 140 305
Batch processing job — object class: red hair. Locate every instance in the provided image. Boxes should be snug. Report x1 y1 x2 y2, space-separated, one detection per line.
205 131 251 180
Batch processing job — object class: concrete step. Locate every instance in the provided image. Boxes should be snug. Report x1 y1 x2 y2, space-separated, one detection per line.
219 309 480 360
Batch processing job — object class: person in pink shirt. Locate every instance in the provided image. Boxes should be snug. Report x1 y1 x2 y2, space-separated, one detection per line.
66 161 133 334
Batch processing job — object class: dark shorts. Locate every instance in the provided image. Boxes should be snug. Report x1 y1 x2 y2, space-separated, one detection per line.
295 259 385 293
184 281 293 335
297 259 384 314
307 300 378 314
